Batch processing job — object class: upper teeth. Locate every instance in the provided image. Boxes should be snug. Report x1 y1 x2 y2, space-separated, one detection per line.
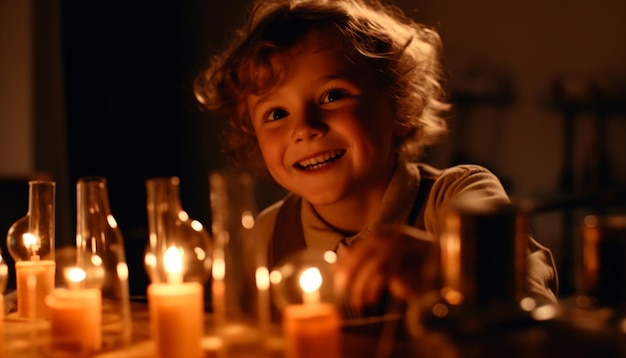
298 150 343 168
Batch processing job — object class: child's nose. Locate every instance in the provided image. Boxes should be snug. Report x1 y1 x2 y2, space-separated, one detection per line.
291 108 327 143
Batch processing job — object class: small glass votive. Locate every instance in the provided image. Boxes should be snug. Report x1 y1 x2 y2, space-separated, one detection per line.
270 249 341 358
6 181 56 320
147 246 204 358
46 267 103 356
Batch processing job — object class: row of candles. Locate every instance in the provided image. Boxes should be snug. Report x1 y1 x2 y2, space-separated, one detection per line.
7 176 623 357
1 177 341 358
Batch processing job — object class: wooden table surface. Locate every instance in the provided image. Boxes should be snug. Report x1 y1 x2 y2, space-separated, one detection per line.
5 299 626 358
3 300 417 358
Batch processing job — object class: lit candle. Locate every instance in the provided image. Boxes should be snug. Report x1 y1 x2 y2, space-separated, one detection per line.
256 266 271 336
46 267 102 354
0 292 4 353
283 267 341 358
15 233 55 319
148 246 204 358
0 255 7 353
440 212 464 305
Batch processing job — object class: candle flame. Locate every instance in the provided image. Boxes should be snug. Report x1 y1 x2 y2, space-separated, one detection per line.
299 267 322 293
23 233 41 260
66 267 87 284
164 246 183 275
117 262 129 281
22 233 39 249
256 266 270 290
212 249 225 280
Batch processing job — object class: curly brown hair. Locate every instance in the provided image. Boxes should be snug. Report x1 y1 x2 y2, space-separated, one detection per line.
194 0 449 173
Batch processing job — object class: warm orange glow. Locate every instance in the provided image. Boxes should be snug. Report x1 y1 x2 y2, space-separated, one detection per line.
66 267 87 284
164 247 183 283
256 266 270 290
582 215 600 293
440 213 461 292
299 267 322 304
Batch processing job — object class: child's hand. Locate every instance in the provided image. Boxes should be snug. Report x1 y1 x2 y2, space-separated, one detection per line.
336 225 440 309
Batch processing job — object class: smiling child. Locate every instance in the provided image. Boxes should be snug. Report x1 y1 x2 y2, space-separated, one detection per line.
194 0 558 318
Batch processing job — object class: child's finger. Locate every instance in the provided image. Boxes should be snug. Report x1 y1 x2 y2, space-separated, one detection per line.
346 252 384 308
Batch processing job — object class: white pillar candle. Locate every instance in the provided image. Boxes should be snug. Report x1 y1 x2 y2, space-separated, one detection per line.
283 267 340 358
46 268 102 354
15 260 55 319
148 247 203 358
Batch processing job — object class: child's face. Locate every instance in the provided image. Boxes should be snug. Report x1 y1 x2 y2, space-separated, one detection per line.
246 34 405 206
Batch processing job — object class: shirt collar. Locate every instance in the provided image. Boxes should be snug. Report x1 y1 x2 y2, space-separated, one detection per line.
300 156 421 251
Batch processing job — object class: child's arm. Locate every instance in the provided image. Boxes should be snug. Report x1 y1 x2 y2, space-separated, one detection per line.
336 225 440 309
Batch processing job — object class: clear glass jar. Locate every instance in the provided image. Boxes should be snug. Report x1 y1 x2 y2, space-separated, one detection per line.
144 176 212 285
209 169 271 352
553 214 626 356
6 180 56 319
410 200 548 357
75 176 132 346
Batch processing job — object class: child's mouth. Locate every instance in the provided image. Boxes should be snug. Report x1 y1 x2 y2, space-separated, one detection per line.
294 150 345 171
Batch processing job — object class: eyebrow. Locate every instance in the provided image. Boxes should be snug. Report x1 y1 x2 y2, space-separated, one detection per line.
248 93 275 119
248 72 358 115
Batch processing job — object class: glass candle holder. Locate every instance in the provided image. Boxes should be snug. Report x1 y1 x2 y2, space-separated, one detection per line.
411 200 550 357
209 169 266 351
146 243 205 358
75 177 131 347
557 215 626 330
270 249 341 358
145 177 212 284
46 266 103 355
6 180 56 319
145 177 211 358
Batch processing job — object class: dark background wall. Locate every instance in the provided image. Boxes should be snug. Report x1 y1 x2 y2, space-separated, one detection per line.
1 0 625 297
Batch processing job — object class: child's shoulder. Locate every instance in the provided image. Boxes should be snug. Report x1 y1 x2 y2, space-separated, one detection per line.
414 162 499 183
412 162 505 197
439 163 499 179
432 163 507 198
255 192 299 238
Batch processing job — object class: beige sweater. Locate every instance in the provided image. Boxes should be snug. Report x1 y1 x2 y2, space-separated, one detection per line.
256 157 558 306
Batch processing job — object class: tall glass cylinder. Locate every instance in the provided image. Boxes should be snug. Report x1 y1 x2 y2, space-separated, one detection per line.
75 177 131 347
6 180 56 319
209 169 267 351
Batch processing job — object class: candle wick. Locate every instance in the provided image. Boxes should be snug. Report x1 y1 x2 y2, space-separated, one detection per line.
303 290 320 305
167 272 183 285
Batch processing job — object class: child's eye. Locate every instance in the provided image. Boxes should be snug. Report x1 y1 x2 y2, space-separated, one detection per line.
321 88 349 104
264 108 289 122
